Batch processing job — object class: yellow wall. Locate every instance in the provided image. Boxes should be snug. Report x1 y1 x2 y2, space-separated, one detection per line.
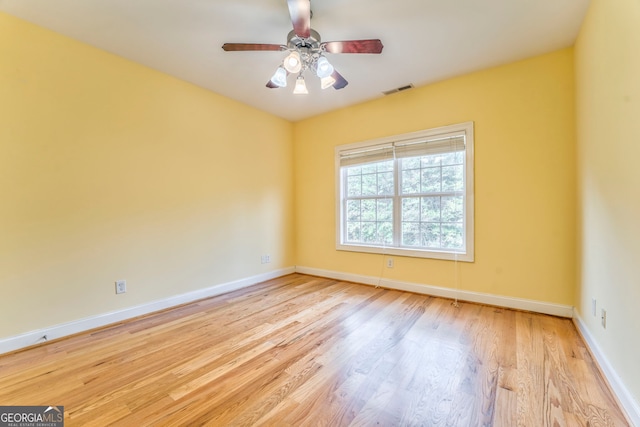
575 0 640 406
0 9 579 344
294 49 576 305
0 13 295 338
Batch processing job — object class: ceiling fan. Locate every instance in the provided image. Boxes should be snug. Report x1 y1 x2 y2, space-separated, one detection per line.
221 0 384 94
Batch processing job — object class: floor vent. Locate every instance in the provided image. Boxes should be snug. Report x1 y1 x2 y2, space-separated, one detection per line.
382 84 414 95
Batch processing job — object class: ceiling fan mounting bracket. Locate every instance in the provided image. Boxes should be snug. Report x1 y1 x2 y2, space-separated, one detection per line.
286 29 321 50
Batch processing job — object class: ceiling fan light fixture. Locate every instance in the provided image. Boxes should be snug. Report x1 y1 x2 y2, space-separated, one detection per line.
222 1 384 94
320 75 336 89
270 66 288 87
293 75 309 94
316 56 334 78
284 51 302 73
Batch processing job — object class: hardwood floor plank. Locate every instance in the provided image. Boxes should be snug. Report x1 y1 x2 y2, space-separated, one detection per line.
494 385 518 427
0 274 629 426
516 311 546 426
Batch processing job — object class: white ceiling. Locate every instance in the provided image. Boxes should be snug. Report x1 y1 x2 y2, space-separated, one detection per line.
0 0 590 121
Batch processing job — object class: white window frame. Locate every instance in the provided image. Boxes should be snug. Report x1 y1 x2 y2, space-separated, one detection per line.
335 121 474 262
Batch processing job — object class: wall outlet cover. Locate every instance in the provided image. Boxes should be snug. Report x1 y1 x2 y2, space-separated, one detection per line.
115 280 127 294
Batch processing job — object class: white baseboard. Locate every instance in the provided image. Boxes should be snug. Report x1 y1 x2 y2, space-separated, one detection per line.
295 266 574 318
0 267 295 355
573 314 640 426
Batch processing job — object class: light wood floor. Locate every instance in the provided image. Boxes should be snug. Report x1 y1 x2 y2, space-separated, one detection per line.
0 274 629 426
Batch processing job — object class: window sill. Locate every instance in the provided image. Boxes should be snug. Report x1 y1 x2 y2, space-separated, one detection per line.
336 243 474 262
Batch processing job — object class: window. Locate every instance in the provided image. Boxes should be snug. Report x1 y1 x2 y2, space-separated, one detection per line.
335 122 474 261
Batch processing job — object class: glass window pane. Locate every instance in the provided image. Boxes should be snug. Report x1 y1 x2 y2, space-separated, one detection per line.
361 164 377 174
362 173 377 196
441 152 461 165
347 175 361 197
377 160 394 172
421 154 441 167
362 222 377 243
346 222 360 242
347 166 362 176
402 222 420 246
401 169 420 194
378 171 394 195
421 223 441 248
421 197 441 222
442 223 464 249
402 197 420 222
441 196 464 222
347 200 361 221
377 199 393 221
421 167 441 193
442 165 464 192
401 157 420 170
361 199 376 221
378 222 393 245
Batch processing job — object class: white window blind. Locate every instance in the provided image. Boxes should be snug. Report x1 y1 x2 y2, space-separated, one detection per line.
339 134 466 165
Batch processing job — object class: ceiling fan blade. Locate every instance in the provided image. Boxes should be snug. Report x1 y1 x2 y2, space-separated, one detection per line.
331 70 348 90
287 0 311 38
222 43 285 52
321 39 384 54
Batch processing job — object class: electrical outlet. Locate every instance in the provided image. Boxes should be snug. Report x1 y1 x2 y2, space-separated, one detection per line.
592 298 597 317
601 308 606 329
386 258 394 268
261 255 271 264
115 280 127 294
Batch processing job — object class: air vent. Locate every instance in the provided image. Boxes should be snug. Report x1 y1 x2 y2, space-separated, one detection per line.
382 84 414 95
